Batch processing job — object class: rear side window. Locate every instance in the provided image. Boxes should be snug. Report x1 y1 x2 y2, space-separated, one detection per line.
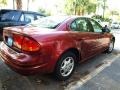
70 18 92 32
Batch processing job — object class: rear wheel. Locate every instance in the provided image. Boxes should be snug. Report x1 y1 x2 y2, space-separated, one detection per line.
54 52 76 80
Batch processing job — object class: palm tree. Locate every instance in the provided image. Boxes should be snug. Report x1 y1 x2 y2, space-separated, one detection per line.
64 0 97 15
102 0 107 19
74 0 92 15
86 3 96 14
15 0 22 10
110 10 119 16
96 0 108 19
13 0 15 9
27 0 30 11
27 0 35 11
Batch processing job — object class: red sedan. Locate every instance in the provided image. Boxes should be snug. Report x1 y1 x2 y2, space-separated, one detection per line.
0 16 115 80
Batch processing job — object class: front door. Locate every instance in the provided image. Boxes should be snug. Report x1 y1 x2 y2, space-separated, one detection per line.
89 19 109 52
70 18 100 61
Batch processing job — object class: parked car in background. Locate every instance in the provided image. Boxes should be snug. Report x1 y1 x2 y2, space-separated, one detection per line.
0 16 115 80
111 21 120 29
0 9 45 40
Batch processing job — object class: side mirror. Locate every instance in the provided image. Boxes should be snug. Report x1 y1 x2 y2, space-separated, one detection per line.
102 26 110 33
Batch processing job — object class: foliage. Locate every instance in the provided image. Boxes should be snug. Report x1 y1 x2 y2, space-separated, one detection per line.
0 0 7 6
110 10 119 16
38 8 51 16
86 2 96 14
64 0 75 15
64 0 97 15
92 15 102 19
92 15 111 22
96 0 108 19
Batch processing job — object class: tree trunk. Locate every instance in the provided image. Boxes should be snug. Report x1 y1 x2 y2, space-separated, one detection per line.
13 0 15 9
77 8 80 15
27 0 29 11
82 9 84 15
16 0 22 10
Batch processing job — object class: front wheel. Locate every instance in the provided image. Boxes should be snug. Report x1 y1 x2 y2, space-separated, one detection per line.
106 40 114 53
54 52 76 80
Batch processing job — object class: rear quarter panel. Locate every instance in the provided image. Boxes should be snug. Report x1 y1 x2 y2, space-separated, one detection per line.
31 31 80 72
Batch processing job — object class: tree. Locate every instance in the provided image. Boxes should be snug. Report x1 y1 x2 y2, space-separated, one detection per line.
96 0 108 19
64 0 75 15
27 0 33 11
102 0 107 19
110 10 119 16
0 0 7 7
13 0 15 9
86 3 96 14
27 0 29 11
15 0 22 10
38 8 51 16
64 0 97 15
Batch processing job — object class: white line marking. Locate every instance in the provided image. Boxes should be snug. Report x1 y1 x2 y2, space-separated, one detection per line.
65 54 120 90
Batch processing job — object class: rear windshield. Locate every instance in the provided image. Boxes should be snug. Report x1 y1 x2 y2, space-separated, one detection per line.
28 16 68 29
0 10 21 21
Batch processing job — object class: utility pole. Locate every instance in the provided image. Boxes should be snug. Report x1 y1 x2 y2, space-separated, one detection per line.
73 0 77 15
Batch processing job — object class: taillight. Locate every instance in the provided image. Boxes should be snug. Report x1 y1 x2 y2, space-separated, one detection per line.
13 34 40 52
22 37 40 52
13 34 24 49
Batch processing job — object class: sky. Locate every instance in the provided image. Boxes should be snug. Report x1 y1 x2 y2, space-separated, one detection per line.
2 0 120 14
107 0 120 10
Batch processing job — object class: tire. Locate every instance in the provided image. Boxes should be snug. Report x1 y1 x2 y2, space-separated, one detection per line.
54 51 76 80
106 40 114 53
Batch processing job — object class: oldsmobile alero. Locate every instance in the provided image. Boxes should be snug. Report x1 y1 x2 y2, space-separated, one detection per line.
0 16 115 80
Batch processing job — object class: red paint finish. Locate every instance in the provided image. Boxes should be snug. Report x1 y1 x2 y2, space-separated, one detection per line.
0 16 114 75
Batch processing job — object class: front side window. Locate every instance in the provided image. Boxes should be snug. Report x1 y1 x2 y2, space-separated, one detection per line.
70 18 92 32
90 19 102 33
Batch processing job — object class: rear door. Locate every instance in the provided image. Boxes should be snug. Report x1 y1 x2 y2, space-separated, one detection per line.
70 18 100 61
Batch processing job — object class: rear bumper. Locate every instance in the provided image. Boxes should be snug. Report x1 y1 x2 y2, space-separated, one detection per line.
0 42 50 75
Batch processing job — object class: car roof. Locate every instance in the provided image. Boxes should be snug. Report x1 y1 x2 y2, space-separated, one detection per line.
46 15 91 19
0 9 45 16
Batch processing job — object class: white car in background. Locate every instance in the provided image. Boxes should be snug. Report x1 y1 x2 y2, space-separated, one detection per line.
111 22 120 29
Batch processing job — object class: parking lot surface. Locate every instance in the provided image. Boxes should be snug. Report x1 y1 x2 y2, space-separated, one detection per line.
0 29 120 90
